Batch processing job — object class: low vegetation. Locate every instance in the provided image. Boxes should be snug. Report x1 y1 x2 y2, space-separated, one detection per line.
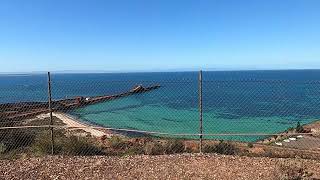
247 142 254 148
109 136 128 150
1 127 189 158
0 129 37 156
144 141 165 155
2 126 320 160
164 140 185 154
63 136 105 156
296 121 305 134
286 121 307 134
203 140 239 155
1 117 320 160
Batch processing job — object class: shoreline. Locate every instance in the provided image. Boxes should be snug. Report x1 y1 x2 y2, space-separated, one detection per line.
56 113 147 137
52 112 112 138
36 111 320 146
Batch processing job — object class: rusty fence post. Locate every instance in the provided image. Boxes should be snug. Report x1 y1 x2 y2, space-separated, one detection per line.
47 72 54 155
199 70 203 153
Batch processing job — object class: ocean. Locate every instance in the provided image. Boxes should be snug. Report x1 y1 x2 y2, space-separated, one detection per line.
1 70 320 142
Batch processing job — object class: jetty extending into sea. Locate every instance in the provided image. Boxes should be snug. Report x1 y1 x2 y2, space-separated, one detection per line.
0 84 160 121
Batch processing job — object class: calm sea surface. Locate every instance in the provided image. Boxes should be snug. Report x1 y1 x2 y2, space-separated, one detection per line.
1 70 320 141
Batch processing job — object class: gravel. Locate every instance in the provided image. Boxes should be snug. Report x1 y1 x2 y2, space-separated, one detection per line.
1 154 320 180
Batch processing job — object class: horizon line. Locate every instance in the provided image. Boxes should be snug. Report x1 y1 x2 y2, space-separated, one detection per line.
1 68 320 75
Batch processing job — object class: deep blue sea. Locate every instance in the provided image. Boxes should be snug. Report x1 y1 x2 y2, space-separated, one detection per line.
1 70 320 141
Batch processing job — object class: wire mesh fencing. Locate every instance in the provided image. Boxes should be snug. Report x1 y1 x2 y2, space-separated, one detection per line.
1 71 320 158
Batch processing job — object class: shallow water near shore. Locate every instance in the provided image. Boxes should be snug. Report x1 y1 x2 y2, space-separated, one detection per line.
70 93 316 142
2 70 320 142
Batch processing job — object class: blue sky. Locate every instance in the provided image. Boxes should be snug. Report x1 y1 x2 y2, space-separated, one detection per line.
0 0 319 72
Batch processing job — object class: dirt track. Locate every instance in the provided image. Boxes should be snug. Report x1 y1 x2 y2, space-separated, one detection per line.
1 154 320 180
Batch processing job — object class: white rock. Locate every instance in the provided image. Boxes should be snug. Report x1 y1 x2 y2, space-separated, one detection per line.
283 139 290 143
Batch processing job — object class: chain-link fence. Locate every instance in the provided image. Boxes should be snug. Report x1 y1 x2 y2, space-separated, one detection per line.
1 71 320 158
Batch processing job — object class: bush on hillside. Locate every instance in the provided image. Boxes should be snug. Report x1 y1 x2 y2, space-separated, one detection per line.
144 141 164 155
203 144 216 153
296 121 305 133
0 129 36 153
32 130 105 156
164 140 185 154
32 130 65 155
63 136 105 156
109 136 128 150
203 141 239 155
214 141 239 155
124 145 144 156
0 143 6 154
247 142 254 148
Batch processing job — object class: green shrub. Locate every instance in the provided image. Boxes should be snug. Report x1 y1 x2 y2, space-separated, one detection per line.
144 141 164 155
0 143 6 154
247 142 254 148
32 131 65 155
214 141 238 155
296 121 305 133
203 144 216 153
164 140 185 154
63 136 105 156
32 133 54 155
32 129 72 155
109 136 128 150
203 141 238 155
0 129 36 152
33 131 106 156
124 146 144 156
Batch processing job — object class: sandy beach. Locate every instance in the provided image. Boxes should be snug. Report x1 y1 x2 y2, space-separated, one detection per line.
38 112 111 138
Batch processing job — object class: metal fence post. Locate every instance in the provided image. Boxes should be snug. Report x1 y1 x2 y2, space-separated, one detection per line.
47 72 54 155
199 70 203 153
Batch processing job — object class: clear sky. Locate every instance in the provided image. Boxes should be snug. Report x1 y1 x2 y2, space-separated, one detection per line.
0 0 320 72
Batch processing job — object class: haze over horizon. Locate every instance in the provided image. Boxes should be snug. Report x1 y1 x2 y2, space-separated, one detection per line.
0 0 320 73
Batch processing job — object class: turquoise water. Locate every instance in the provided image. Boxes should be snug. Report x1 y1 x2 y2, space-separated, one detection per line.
71 94 315 142
2 71 320 142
